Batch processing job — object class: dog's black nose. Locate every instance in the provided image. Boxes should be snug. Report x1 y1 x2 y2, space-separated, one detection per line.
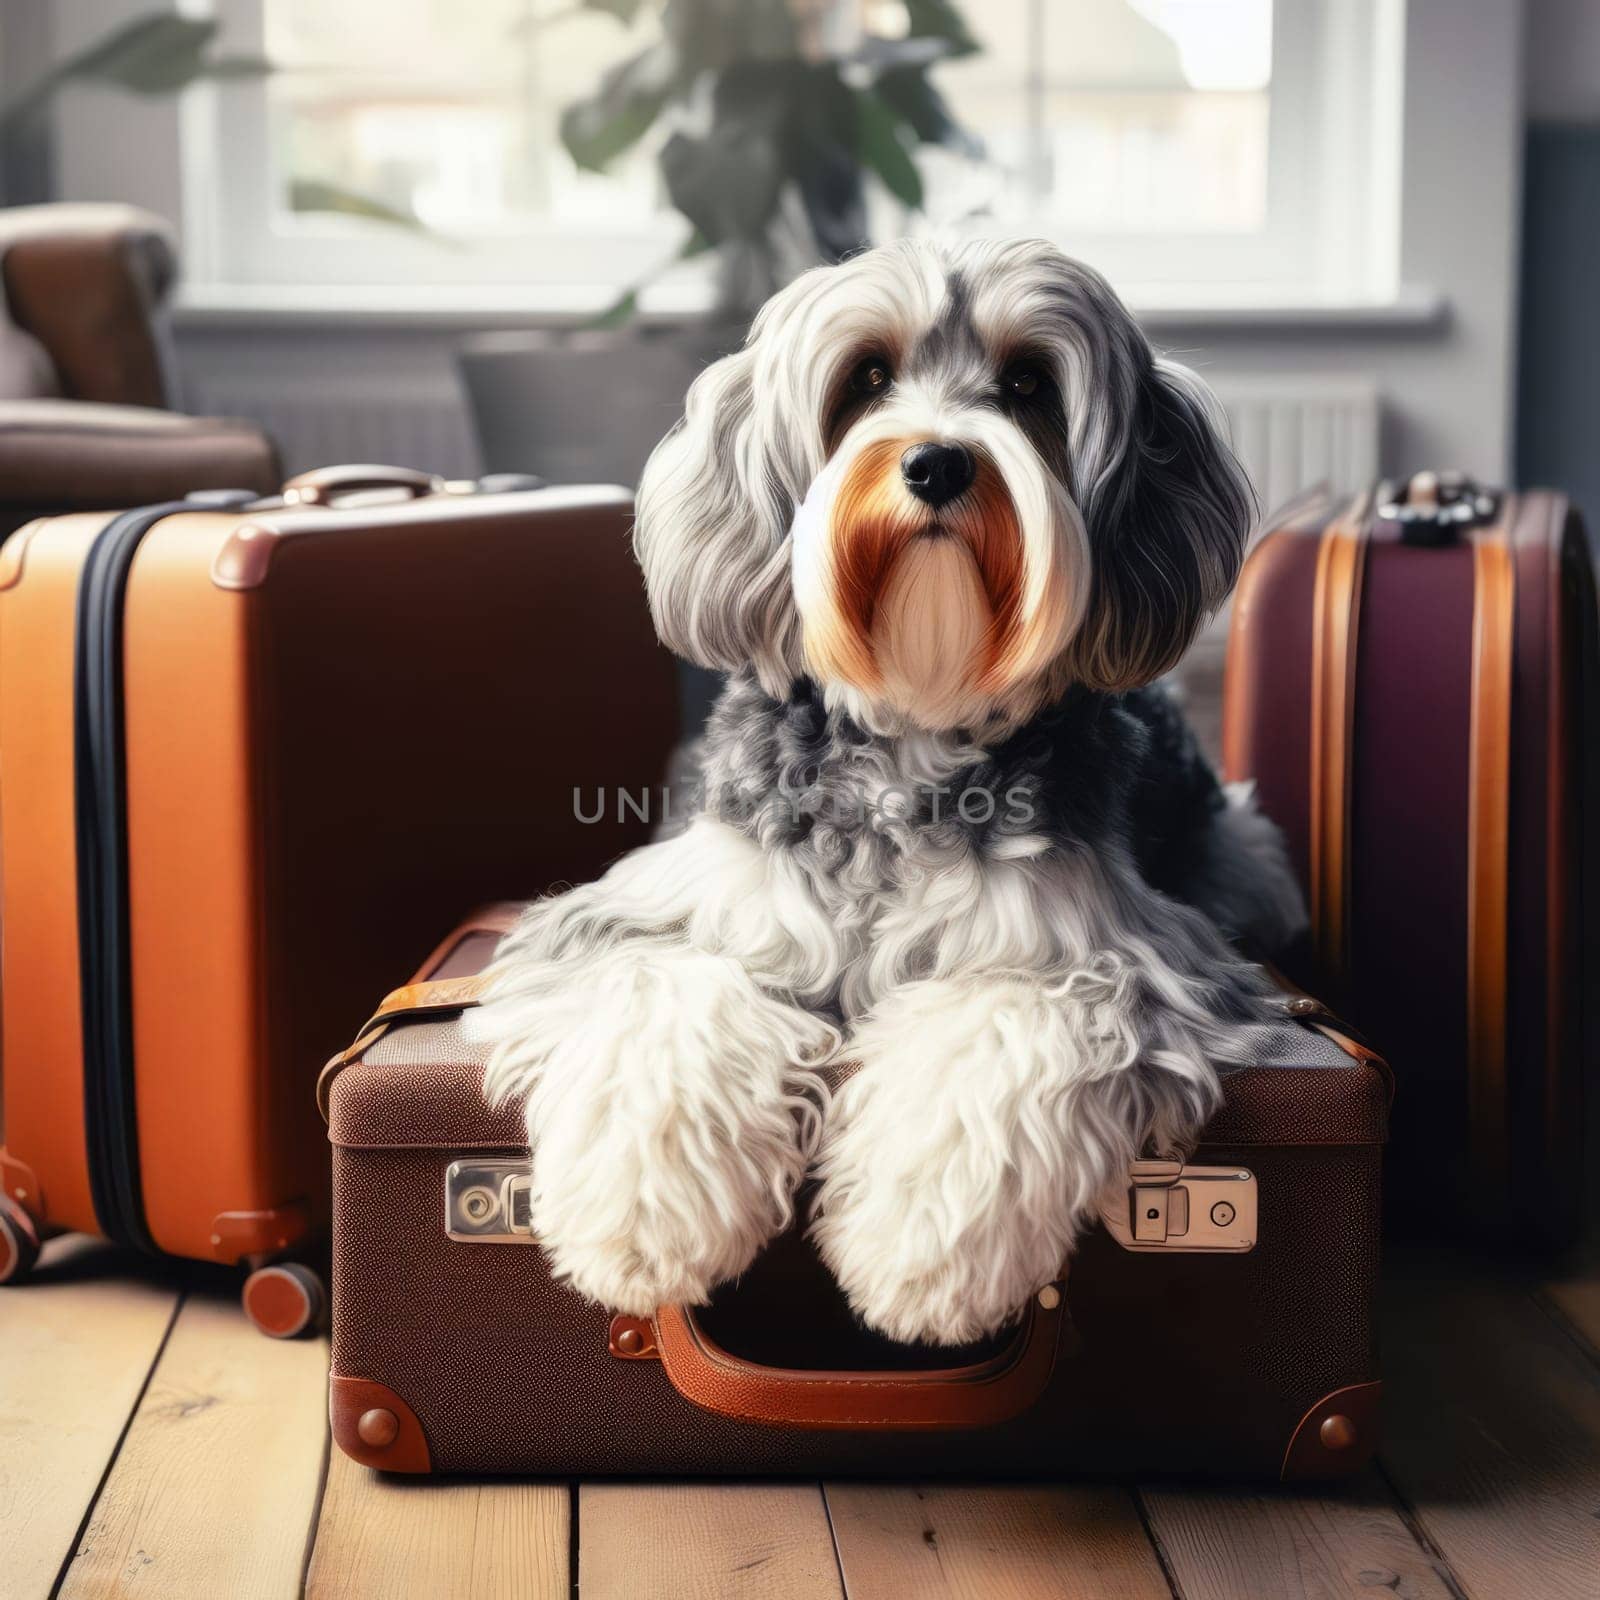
901 442 974 507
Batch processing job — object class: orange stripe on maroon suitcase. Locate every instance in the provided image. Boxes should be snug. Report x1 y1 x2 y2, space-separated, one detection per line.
1465 512 1515 1199
1307 490 1374 987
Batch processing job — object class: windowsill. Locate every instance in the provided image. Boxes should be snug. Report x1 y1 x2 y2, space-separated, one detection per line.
172 282 1451 338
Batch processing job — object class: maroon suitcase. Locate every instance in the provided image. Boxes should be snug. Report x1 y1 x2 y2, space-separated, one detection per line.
321 908 1390 1481
1224 474 1597 1245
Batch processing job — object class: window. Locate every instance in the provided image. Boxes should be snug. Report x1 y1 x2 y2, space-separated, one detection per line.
188 0 1402 306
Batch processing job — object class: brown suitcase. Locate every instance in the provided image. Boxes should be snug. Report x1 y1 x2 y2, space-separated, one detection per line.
0 468 676 1322
323 909 1389 1480
1224 474 1597 1245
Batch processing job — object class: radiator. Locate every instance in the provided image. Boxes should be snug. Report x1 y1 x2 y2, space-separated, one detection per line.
1177 378 1382 759
1215 378 1383 522
186 359 1381 511
183 374 483 482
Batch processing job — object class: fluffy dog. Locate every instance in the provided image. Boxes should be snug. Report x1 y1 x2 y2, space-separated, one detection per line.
472 237 1304 1345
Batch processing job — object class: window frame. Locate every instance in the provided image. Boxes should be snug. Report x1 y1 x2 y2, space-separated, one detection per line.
179 0 1403 308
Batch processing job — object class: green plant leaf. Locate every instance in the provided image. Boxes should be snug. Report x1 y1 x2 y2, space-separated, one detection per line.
874 65 980 154
661 0 796 69
853 86 923 209
1 14 272 132
586 287 641 329
780 66 867 263
53 15 218 94
582 0 650 21
559 41 678 171
289 179 430 233
201 54 276 80
855 36 955 73
660 123 785 246
903 0 981 59
658 61 803 247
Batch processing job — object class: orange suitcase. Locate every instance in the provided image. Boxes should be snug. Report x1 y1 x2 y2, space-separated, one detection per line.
0 467 676 1328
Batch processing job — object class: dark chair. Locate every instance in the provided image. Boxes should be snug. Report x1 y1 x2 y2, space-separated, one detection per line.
0 204 280 538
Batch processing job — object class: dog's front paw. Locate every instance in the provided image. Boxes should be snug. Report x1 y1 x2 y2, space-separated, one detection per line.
477 942 836 1313
813 973 1153 1346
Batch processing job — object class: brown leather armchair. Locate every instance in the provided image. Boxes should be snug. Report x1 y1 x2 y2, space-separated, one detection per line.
0 204 281 538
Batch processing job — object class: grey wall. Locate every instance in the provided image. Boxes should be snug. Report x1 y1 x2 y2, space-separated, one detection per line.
1518 125 1600 515
1517 0 1600 512
0 0 55 205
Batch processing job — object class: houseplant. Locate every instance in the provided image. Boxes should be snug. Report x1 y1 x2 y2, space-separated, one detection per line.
561 0 982 320
463 0 982 493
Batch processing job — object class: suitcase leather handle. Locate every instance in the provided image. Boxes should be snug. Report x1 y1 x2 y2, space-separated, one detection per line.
646 1293 1064 1431
283 464 442 505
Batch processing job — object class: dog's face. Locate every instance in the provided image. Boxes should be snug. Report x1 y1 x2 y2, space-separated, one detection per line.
636 238 1252 731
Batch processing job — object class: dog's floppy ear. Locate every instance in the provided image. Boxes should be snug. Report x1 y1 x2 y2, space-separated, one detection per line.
634 328 802 696
1071 357 1254 692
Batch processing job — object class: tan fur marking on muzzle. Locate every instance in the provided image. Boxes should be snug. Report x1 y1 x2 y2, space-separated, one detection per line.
809 438 1031 700
947 469 1026 689
812 438 925 688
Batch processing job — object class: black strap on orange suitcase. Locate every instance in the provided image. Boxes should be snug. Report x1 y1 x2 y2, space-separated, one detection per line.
75 491 258 1252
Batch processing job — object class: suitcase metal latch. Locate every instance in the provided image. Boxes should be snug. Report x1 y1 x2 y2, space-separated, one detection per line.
445 1158 537 1244
1101 1160 1257 1252
1378 469 1499 545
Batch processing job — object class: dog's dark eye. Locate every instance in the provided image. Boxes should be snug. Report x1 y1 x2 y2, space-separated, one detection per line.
851 356 894 395
1003 362 1043 398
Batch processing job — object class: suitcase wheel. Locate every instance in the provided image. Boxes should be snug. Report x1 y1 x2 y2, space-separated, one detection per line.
0 1196 41 1284
242 1262 326 1339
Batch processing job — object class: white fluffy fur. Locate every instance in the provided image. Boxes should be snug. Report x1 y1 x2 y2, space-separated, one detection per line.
471 819 842 1313
810 842 1262 1341
814 972 1163 1344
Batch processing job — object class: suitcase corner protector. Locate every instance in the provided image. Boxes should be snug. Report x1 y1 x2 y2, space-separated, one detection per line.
1279 1379 1381 1481
330 1374 433 1474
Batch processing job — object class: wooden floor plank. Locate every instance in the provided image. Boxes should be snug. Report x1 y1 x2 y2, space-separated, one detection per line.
304 1447 568 1600
579 1483 843 1600
1380 1256 1600 1600
1139 1474 1456 1600
0 1236 181 1600
55 1291 329 1600
1539 1251 1600 1364
825 1484 1169 1600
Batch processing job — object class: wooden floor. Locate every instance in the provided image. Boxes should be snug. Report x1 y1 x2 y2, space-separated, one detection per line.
3 1237 1599 1598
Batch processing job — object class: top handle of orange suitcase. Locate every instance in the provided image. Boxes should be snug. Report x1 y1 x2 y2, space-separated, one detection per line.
637 1293 1065 1432
283 464 443 506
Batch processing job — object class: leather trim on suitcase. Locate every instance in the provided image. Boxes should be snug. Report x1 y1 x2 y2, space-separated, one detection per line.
1280 1380 1382 1480
316 905 521 1122
1307 491 1373 983
1465 513 1516 1196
